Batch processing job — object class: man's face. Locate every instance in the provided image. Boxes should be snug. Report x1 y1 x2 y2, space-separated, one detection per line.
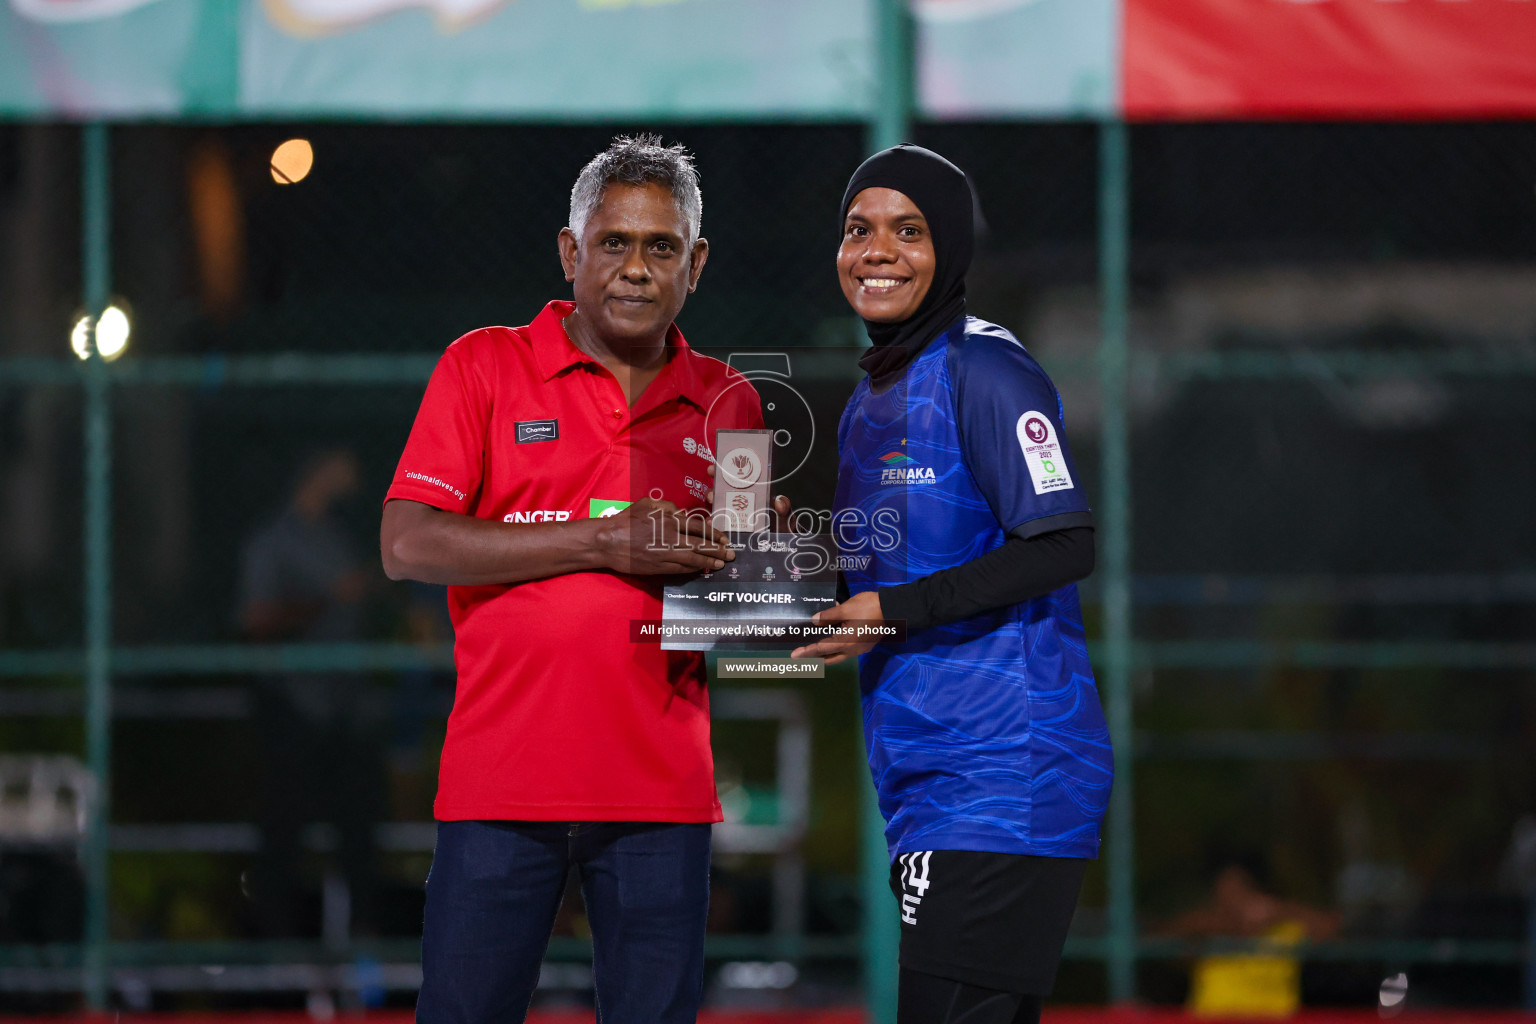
559 181 708 344
837 186 936 323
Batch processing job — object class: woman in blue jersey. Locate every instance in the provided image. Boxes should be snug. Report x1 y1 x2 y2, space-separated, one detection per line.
791 144 1114 1023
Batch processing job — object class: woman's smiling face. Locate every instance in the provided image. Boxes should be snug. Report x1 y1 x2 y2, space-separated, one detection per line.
838 187 936 323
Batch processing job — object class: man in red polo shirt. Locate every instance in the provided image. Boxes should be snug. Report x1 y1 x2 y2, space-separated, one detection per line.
380 136 775 1024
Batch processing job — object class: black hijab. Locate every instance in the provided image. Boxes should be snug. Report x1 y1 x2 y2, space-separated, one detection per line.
839 144 975 383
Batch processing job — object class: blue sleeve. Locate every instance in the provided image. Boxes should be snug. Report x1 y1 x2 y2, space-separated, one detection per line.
948 324 1093 539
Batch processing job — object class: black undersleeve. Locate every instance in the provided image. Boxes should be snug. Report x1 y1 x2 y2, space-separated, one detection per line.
879 525 1094 634
897 967 1043 1024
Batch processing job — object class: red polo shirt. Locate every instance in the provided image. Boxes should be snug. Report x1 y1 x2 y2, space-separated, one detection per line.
386 301 762 822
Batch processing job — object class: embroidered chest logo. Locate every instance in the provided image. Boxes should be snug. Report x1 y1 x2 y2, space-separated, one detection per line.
516 419 559 444
879 450 936 486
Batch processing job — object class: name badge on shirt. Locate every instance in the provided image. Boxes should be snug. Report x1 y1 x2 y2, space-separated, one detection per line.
516 419 559 444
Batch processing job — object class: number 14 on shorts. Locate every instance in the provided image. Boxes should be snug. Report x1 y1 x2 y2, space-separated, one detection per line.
898 851 934 925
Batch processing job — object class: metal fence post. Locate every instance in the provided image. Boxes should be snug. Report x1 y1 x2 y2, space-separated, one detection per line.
861 2 913 1022
859 751 898 1024
1097 118 1137 1003
1526 888 1536 1009
868 0 913 153
80 121 115 1013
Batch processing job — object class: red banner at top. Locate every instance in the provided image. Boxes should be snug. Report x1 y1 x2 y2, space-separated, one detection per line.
1124 0 1536 119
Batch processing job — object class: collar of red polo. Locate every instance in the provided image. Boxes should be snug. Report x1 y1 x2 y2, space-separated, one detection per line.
528 300 703 408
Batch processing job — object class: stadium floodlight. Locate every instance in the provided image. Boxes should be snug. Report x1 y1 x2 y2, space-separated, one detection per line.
70 304 130 362
270 138 314 184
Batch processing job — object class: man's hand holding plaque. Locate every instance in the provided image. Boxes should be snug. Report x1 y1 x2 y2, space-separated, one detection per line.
657 429 836 652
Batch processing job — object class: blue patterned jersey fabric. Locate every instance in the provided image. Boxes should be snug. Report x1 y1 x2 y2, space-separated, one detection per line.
834 316 1113 861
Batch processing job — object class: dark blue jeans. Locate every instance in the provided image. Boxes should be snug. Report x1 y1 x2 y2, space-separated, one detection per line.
417 820 711 1024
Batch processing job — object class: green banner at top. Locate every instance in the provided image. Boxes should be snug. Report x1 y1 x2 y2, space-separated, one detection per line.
241 0 872 117
0 0 876 117
917 0 1115 117
0 0 1116 118
0 0 237 114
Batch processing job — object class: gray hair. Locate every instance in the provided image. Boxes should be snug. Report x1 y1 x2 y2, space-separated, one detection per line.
568 134 703 248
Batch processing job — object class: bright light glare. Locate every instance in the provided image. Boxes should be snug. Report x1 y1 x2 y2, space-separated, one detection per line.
717 961 798 990
71 305 130 362
1378 971 1409 1015
270 138 314 184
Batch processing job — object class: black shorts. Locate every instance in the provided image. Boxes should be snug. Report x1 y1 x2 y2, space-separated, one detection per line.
888 849 1088 995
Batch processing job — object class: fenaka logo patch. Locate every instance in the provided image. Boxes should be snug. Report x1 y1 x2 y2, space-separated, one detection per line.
516 419 559 444
1016 411 1074 495
879 451 935 486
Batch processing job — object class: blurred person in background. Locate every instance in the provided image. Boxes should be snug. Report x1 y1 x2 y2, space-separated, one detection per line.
793 144 1110 1024
1158 858 1341 1015
380 135 782 1024
1162 861 1342 942
239 446 384 940
392 581 452 770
